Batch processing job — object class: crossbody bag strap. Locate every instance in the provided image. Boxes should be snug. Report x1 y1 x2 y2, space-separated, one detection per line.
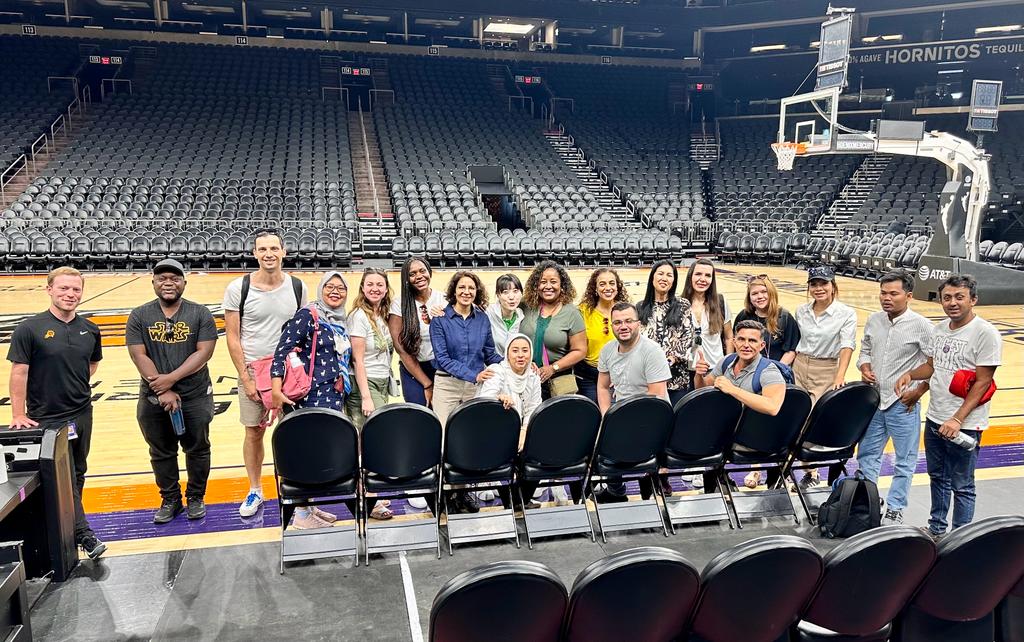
307 306 319 378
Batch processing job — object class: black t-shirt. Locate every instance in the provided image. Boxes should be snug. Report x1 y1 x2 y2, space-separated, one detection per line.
734 308 801 362
6 310 102 422
125 299 217 400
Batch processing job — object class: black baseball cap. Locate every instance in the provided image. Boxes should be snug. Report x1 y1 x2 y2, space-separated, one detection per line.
153 259 186 277
807 265 835 283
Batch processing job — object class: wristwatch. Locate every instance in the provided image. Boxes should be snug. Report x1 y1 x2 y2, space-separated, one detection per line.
552 363 561 372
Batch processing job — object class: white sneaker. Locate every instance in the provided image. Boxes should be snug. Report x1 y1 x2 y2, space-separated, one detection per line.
684 475 704 489
477 490 496 502
551 485 571 506
239 491 263 518
408 497 429 510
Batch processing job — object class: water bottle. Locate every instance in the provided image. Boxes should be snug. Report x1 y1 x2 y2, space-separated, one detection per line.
170 407 186 437
948 430 977 451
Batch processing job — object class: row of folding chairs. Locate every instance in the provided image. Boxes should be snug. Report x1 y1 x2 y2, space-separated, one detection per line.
431 519 1024 642
271 383 882 571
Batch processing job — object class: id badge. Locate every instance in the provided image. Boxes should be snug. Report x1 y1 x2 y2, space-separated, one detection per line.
67 421 79 440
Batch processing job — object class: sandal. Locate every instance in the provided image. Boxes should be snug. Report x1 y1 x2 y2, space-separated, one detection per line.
370 502 393 521
744 471 763 489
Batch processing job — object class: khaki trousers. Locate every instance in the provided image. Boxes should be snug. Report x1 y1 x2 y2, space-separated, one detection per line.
793 353 840 405
432 374 479 429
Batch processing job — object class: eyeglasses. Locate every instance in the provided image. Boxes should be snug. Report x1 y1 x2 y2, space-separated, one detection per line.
322 284 347 294
745 273 770 284
610 319 639 327
419 303 431 325
602 316 610 336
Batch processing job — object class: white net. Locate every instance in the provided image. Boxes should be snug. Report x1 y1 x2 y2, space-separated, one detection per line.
772 143 797 171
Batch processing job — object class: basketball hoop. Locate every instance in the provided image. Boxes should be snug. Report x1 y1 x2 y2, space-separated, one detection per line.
771 142 802 171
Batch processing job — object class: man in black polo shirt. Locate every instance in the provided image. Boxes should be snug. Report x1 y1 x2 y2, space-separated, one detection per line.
7 266 106 559
126 259 217 525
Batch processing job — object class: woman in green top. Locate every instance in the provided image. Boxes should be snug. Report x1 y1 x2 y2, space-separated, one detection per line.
520 260 588 399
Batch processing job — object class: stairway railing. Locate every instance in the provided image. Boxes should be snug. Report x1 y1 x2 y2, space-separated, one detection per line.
356 99 381 221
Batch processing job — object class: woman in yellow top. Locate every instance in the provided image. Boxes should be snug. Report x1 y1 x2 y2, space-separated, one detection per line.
575 267 630 403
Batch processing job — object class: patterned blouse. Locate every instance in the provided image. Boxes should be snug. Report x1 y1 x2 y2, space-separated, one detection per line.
642 297 696 391
271 307 352 411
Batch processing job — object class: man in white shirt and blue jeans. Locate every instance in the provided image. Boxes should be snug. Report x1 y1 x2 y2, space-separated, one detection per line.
897 274 1001 538
856 272 934 526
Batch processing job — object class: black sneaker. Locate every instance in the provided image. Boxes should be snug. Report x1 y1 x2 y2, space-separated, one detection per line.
80 535 107 560
186 497 206 520
153 499 184 524
594 489 629 504
459 491 480 514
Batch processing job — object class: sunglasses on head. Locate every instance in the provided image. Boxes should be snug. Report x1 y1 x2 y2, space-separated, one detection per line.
602 316 610 336
745 274 770 284
419 303 430 325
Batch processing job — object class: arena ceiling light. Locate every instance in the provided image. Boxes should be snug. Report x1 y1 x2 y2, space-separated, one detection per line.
483 22 536 35
750 44 787 53
975 24 1022 34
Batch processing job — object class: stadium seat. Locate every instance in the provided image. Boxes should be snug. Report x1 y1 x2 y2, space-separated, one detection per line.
996 575 1024 642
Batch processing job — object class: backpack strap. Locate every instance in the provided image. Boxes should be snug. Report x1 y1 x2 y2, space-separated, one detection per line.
834 478 860 533
238 274 251 326
721 353 769 394
289 275 303 310
858 472 882 527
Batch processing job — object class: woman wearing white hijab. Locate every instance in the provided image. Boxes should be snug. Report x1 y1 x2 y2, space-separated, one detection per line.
476 333 542 427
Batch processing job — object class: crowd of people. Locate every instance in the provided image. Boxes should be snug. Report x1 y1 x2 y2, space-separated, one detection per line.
4 229 1003 555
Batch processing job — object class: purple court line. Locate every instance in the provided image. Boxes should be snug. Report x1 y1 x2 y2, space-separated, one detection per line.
87 442 1023 543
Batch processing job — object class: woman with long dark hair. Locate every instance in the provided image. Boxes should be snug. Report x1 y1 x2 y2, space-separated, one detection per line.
388 257 446 407
637 260 696 407
683 258 733 387
519 260 587 399
576 268 629 403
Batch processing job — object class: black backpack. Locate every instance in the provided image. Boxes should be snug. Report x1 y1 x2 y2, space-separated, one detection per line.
817 470 881 538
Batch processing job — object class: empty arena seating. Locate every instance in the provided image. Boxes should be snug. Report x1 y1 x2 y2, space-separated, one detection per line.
3 43 356 268
429 518 1024 642
713 119 859 232
849 156 943 233
0 36 81 168
391 228 687 267
544 64 708 233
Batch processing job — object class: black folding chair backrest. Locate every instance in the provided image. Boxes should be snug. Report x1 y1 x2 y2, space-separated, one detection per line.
564 546 700 642
444 398 520 473
803 525 936 636
909 515 1024 622
731 385 812 460
271 408 357 487
796 382 880 456
595 395 674 470
430 560 567 642
692 535 823 642
521 395 601 470
664 388 742 464
362 403 442 480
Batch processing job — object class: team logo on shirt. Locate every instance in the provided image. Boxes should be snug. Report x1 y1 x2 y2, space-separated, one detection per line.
43 329 55 339
933 336 968 371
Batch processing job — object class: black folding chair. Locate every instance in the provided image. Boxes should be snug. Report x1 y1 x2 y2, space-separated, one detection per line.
782 382 880 522
516 395 601 547
796 525 936 641
690 535 823 642
430 560 567 642
997 574 1024 642
583 395 674 542
361 403 443 564
724 385 812 526
661 388 743 530
564 546 700 642
271 408 359 572
894 515 1024 642
442 398 522 553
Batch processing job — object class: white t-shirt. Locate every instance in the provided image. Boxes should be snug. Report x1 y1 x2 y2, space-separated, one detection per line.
692 295 731 369
347 308 393 381
926 315 1002 431
388 288 448 362
223 275 308 363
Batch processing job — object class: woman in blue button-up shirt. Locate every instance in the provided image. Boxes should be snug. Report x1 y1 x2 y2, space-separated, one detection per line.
429 271 502 429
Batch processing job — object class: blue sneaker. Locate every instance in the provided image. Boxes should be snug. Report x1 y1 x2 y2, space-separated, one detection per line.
239 491 264 517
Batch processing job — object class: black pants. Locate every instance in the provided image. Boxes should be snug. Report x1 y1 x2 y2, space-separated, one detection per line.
137 394 213 502
43 407 95 543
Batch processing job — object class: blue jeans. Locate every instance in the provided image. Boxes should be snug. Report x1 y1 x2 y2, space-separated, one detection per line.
856 402 921 511
924 420 982 535
399 360 436 407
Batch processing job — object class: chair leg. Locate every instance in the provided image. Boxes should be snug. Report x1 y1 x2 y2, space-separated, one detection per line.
718 471 742 529
517 484 534 550
790 468 815 524
588 479 608 544
508 480 521 550
648 474 672 537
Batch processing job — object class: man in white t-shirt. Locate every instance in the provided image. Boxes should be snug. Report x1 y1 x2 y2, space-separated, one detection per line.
222 230 308 517
896 274 1001 538
595 302 671 503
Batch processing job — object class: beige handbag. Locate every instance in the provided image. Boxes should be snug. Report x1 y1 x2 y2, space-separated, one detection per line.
547 373 579 397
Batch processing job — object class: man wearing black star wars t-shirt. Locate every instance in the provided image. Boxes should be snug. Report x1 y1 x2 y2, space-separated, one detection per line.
126 259 217 525
6 266 106 559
